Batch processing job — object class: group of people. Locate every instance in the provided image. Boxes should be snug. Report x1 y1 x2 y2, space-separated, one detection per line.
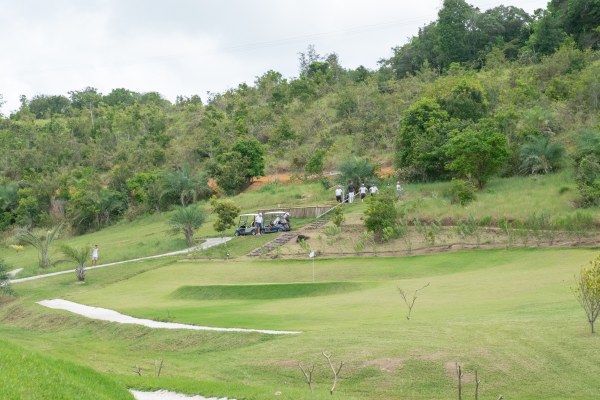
334 181 403 203
254 212 290 235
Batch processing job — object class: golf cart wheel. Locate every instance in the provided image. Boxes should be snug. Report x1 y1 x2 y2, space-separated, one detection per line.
234 231 240 237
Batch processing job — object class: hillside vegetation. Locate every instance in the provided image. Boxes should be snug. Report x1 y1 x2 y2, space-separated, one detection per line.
0 0 599 240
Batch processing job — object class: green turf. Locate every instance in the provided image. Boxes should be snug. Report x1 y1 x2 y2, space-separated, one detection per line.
171 281 374 300
2 247 600 399
0 338 133 400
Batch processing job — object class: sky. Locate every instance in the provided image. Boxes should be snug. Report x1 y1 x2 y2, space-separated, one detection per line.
0 0 549 114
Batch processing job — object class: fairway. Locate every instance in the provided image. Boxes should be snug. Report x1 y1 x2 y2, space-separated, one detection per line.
4 247 599 399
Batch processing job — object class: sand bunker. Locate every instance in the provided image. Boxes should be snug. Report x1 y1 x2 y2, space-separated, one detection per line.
130 389 234 400
37 299 301 335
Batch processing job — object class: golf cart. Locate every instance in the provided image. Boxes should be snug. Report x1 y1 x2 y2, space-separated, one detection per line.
233 213 259 236
262 211 291 233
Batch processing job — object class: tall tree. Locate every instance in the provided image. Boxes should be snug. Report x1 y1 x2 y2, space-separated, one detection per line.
437 0 478 68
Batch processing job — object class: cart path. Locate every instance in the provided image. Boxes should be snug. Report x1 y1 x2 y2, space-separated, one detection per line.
10 237 232 284
38 299 302 335
131 389 234 400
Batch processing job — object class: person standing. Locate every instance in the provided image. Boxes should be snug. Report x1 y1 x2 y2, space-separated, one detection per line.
369 184 378 195
335 186 343 203
347 181 356 203
91 244 99 266
359 183 368 202
396 181 403 197
255 213 263 235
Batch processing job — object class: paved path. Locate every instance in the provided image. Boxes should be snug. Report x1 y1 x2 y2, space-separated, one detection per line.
11 237 232 284
38 299 301 335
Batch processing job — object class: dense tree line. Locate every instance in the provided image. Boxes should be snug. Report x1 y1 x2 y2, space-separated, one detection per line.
1 0 599 234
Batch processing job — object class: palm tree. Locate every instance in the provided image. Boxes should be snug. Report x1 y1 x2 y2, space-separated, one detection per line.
169 205 207 247
60 245 91 281
16 223 63 269
161 166 210 207
519 136 565 175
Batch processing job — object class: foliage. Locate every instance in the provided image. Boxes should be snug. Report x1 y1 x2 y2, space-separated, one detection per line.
395 98 452 182
210 198 241 235
0 258 13 295
519 136 566 175
1 1 600 239
160 166 210 207
447 179 477 205
168 205 207 247
60 244 91 281
304 148 327 177
16 223 63 268
575 254 600 334
330 206 345 228
338 157 377 186
363 190 398 241
444 125 509 189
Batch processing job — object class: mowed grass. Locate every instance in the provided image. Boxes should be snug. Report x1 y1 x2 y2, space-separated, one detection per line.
0 338 133 400
3 247 599 399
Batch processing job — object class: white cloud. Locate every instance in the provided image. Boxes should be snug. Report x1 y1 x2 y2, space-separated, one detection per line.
0 0 548 114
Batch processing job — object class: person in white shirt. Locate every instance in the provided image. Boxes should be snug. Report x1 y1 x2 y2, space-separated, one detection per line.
335 186 343 203
396 181 403 197
359 183 368 202
92 244 99 266
369 184 378 195
255 213 263 235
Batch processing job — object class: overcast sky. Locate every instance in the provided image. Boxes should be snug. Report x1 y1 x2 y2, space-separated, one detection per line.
0 0 548 114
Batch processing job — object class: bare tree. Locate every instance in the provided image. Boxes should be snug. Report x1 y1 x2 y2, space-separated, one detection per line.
474 369 480 400
298 362 315 392
398 282 430 320
154 359 164 377
322 351 344 395
456 363 463 400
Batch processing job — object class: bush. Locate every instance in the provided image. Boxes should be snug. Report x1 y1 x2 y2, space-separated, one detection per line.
363 191 397 242
330 206 345 227
447 179 476 206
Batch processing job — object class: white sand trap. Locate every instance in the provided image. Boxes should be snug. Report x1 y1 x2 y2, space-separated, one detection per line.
130 389 234 400
38 299 301 335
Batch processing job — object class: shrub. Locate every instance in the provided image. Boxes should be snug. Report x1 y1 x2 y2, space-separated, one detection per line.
447 179 476 206
363 191 397 242
330 206 345 228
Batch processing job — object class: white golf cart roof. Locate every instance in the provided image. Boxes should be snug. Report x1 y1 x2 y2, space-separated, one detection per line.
239 213 259 217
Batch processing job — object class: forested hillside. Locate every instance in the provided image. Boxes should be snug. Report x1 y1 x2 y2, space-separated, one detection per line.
1 0 599 235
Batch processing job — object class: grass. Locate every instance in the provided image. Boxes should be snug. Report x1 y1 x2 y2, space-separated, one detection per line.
402 169 595 222
2 247 600 399
2 172 600 398
0 180 327 276
0 338 133 400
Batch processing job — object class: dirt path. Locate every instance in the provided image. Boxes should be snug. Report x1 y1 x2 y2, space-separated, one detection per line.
10 237 232 284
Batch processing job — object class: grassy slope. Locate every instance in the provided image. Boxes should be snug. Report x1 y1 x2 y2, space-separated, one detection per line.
2 247 600 399
0 181 331 277
0 338 133 400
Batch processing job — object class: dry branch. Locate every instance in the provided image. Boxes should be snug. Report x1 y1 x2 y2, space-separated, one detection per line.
323 351 344 395
398 282 430 320
298 362 315 392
